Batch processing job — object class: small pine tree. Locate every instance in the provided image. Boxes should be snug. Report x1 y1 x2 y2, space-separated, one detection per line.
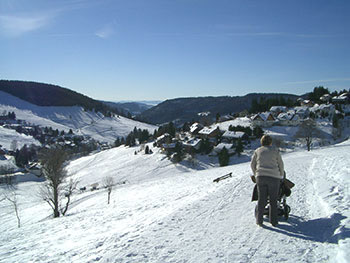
114 138 121 147
172 142 184 163
332 114 339 128
253 126 264 138
218 147 229 167
235 139 244 156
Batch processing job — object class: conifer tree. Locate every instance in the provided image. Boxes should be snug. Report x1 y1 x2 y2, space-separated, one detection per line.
218 147 229 167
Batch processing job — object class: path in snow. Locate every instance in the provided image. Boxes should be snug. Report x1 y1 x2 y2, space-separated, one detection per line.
99 146 350 263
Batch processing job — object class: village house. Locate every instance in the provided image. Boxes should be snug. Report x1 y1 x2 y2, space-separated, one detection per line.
213 143 235 155
182 138 202 153
298 98 314 107
310 104 336 117
270 106 288 117
333 92 350 104
222 130 245 143
276 111 301 126
189 122 203 135
294 106 310 118
198 126 221 140
320 94 332 104
155 133 171 147
251 112 276 127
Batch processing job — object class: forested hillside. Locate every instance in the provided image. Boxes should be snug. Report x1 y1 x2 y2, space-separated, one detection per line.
138 93 299 124
0 80 117 117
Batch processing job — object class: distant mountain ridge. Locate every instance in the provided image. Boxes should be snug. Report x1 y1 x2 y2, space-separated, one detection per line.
138 93 300 125
1 80 301 126
102 101 156 116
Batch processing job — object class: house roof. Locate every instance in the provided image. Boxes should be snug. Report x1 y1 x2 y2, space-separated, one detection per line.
182 138 202 147
198 126 219 135
214 143 234 153
277 112 300 121
277 112 293 121
320 94 332 101
190 123 203 133
310 104 335 112
156 133 170 142
222 130 244 139
333 93 349 101
252 112 275 121
270 106 288 112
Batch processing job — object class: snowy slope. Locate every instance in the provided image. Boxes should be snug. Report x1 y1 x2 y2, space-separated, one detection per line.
0 91 157 143
0 140 349 263
0 126 40 150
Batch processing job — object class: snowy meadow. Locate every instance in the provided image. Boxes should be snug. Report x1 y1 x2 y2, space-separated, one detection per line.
1 139 349 263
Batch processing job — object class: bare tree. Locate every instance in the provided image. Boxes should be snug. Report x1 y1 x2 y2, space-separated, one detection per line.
294 118 322 151
102 176 115 205
39 148 77 218
4 190 21 228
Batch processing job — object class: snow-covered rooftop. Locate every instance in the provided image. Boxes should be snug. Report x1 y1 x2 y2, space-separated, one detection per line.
198 126 219 135
222 130 244 139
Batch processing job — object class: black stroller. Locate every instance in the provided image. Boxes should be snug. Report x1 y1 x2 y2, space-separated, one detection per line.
251 175 294 220
263 179 292 220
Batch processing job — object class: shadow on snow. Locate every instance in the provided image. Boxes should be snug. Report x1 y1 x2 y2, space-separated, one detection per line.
264 213 350 244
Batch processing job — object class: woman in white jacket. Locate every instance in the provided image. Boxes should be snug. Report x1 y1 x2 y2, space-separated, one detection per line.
251 135 284 226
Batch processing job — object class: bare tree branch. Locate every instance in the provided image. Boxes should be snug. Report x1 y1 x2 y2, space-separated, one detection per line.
60 179 78 216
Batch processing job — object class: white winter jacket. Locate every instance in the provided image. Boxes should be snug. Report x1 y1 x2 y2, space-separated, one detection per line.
251 146 284 179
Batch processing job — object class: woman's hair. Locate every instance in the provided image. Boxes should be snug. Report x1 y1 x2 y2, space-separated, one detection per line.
260 135 272 146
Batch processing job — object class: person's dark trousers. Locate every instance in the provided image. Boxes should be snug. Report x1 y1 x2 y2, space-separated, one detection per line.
255 176 280 225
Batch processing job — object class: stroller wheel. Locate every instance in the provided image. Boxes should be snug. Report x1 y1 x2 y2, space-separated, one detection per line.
284 205 291 220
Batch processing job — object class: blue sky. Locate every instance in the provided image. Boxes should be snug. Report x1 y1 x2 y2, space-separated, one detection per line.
1 0 349 101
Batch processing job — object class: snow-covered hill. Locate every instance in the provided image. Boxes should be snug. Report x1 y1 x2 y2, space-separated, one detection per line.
0 91 157 143
0 139 349 262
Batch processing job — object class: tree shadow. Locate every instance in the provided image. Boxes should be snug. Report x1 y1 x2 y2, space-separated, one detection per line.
263 213 350 244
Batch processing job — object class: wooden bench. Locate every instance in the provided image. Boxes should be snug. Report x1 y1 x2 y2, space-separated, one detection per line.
213 172 232 183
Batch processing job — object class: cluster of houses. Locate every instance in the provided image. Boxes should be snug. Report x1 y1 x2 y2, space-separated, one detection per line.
252 93 350 127
155 116 246 158
0 113 109 179
154 92 350 158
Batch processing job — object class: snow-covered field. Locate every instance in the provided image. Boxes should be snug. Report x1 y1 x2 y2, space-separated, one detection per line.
1 139 349 263
0 91 157 143
0 126 40 150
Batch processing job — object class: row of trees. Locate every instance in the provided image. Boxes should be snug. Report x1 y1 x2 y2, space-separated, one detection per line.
117 123 177 148
250 96 296 114
307 86 349 104
124 127 152 147
0 111 16 120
